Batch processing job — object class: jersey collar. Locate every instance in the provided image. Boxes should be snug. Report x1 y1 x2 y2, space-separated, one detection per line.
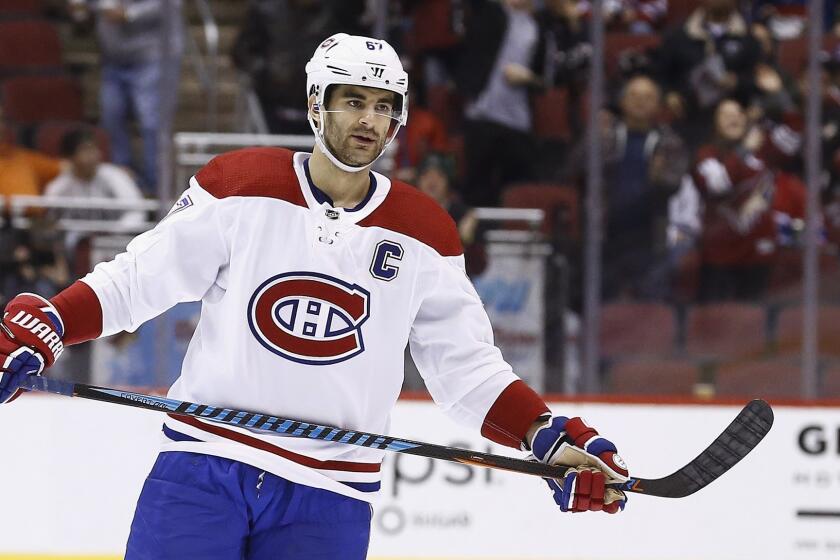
303 157 378 212
292 152 391 223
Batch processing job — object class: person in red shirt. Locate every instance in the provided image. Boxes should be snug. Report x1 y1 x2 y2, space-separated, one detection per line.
691 98 776 300
393 83 450 183
691 99 807 301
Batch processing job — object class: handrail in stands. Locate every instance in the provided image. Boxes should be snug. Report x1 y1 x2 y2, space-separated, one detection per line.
233 72 270 134
184 0 219 131
2 195 160 234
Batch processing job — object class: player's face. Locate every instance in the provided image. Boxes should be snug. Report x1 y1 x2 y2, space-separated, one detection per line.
320 85 397 168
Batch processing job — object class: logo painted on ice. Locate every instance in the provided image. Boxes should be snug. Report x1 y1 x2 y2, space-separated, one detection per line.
247 272 371 365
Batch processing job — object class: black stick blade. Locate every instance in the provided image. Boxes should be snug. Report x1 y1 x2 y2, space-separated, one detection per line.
625 399 774 498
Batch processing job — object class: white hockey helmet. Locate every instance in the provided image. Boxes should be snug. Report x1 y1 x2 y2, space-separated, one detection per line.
305 33 409 173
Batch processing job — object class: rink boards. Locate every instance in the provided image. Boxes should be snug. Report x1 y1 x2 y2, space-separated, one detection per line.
0 394 838 560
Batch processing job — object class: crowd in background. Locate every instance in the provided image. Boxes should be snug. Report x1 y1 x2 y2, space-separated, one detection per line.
229 0 840 310
4 0 840 311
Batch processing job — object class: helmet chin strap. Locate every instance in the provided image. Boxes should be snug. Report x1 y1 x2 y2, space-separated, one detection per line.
307 110 398 174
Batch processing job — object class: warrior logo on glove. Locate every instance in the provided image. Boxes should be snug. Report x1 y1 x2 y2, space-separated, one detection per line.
5 309 64 361
0 294 65 404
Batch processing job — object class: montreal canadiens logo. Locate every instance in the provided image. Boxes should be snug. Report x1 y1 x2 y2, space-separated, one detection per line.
247 272 371 365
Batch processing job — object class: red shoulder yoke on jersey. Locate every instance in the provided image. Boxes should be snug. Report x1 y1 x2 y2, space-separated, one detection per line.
196 148 463 258
194 147 307 206
359 181 463 257
481 379 550 449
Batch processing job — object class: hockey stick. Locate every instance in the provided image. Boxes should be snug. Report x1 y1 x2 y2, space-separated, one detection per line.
20 376 773 498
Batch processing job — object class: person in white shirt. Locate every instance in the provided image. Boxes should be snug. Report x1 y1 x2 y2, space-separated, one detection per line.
43 128 146 227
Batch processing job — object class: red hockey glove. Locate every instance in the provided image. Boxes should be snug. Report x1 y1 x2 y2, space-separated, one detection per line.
0 294 65 404
530 416 629 513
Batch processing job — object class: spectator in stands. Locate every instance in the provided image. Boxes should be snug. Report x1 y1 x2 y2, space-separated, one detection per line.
44 129 146 226
691 98 778 301
456 0 545 207
566 75 688 299
0 98 63 198
577 0 668 34
758 118 807 248
658 0 761 147
232 0 341 135
752 0 839 39
815 48 840 203
747 22 797 125
403 0 466 86
0 218 69 306
394 82 450 183
416 151 486 276
69 0 184 192
536 0 591 137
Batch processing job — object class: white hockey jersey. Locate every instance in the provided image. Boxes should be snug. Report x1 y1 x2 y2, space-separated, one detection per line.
76 148 529 502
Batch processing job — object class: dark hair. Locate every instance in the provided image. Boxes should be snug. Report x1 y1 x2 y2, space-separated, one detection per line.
59 128 96 158
417 151 457 184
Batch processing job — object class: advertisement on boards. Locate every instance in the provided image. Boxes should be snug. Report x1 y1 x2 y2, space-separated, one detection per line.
0 398 837 559
473 246 546 392
368 401 840 560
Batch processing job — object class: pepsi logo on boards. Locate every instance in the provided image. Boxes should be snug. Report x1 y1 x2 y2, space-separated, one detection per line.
247 272 371 365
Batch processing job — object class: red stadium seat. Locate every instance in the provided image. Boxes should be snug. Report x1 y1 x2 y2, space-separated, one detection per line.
664 0 698 27
501 183 580 239
715 358 801 398
685 303 769 359
406 0 462 53
774 305 840 357
0 20 62 73
0 75 83 125
671 248 700 304
604 34 662 79
0 0 44 17
768 250 840 304
822 255 840 302
34 121 110 160
601 301 678 357
532 87 571 142
778 36 840 77
606 358 699 395
777 37 805 77
426 84 461 133
767 247 803 303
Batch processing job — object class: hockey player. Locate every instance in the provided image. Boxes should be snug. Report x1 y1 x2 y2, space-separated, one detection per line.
0 34 629 558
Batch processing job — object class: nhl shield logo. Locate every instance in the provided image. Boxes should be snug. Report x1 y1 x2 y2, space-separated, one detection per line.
247 272 371 365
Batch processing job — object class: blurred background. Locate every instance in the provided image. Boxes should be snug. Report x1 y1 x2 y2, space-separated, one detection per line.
2 0 839 400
